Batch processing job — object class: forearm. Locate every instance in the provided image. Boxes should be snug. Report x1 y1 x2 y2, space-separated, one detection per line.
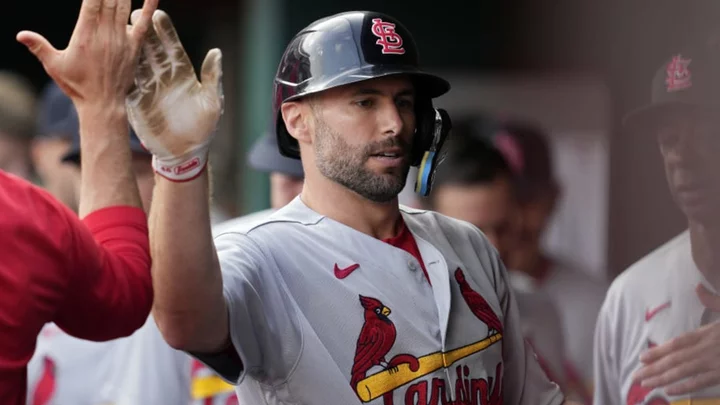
150 169 228 352
77 104 142 218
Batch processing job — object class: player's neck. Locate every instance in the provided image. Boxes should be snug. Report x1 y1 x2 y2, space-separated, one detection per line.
300 174 402 240
689 221 720 287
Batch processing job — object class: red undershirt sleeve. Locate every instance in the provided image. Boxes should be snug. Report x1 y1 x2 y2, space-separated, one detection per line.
54 206 153 341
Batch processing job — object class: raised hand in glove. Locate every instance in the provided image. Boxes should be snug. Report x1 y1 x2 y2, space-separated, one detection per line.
126 9 223 182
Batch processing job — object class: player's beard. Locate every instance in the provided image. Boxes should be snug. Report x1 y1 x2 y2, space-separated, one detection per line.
313 114 411 203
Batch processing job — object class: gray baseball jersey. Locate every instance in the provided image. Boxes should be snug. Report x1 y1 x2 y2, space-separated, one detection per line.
508 272 568 389
206 197 564 404
534 260 607 401
98 316 237 405
593 230 720 404
27 320 236 405
26 323 118 405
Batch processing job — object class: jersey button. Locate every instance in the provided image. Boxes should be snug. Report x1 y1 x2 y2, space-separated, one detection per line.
408 260 418 271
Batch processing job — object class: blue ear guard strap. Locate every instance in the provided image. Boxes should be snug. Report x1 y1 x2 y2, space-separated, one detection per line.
415 150 435 196
414 109 450 197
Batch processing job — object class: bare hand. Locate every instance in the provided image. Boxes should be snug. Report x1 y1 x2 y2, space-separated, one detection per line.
126 9 223 172
632 284 720 395
17 0 158 110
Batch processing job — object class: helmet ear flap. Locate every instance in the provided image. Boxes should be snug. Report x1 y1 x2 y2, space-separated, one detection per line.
410 99 435 166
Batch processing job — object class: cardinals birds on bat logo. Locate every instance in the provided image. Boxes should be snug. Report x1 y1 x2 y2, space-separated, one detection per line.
348 270 506 403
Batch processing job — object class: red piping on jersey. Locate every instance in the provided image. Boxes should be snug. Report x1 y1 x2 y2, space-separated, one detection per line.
382 219 431 285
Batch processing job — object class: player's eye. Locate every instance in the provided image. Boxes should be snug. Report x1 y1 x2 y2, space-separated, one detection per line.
355 99 374 108
396 98 414 109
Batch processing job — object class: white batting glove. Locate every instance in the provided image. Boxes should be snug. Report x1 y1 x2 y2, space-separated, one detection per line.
126 9 223 182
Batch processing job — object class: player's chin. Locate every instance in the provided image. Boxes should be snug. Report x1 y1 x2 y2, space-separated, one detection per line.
675 189 718 221
683 202 720 226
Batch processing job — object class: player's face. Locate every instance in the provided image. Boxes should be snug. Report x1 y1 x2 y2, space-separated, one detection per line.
270 172 303 209
311 76 416 203
655 107 720 225
433 177 520 264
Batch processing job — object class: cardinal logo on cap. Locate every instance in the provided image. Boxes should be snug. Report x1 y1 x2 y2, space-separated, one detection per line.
665 54 692 92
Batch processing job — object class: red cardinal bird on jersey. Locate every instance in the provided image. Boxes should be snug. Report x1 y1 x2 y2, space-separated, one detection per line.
455 268 503 335
350 295 397 392
32 356 56 405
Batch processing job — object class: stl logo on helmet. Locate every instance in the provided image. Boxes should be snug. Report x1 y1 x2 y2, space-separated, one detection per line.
665 54 692 92
371 18 405 55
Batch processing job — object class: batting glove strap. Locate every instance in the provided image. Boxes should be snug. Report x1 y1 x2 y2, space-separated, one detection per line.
152 146 209 182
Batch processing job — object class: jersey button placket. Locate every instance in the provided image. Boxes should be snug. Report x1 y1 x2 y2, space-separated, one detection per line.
407 259 418 271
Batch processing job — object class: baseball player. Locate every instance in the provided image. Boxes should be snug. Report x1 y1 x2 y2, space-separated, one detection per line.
124 9 578 404
593 37 720 404
426 118 572 394
0 0 159 403
438 116 604 403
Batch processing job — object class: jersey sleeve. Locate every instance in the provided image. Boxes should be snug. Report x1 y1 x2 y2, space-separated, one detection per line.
53 205 152 341
470 227 565 405
209 231 303 385
592 282 622 405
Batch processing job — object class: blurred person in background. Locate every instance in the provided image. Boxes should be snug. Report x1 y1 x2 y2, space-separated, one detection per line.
426 117 522 262
98 131 304 405
595 37 720 404
0 71 37 181
213 128 305 233
426 117 572 397
428 115 606 403
478 118 606 404
31 81 81 212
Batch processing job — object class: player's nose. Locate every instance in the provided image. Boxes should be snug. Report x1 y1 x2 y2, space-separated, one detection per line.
377 101 405 137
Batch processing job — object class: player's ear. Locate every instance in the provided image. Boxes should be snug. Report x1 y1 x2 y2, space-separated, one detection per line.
281 101 312 144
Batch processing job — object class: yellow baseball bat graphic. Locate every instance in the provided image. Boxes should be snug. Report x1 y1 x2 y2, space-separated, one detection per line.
191 375 235 399
355 333 503 402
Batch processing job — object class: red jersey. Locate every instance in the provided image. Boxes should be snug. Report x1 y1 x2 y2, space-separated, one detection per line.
0 171 152 404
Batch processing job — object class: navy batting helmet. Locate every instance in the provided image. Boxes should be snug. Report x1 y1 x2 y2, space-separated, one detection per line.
272 11 452 196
